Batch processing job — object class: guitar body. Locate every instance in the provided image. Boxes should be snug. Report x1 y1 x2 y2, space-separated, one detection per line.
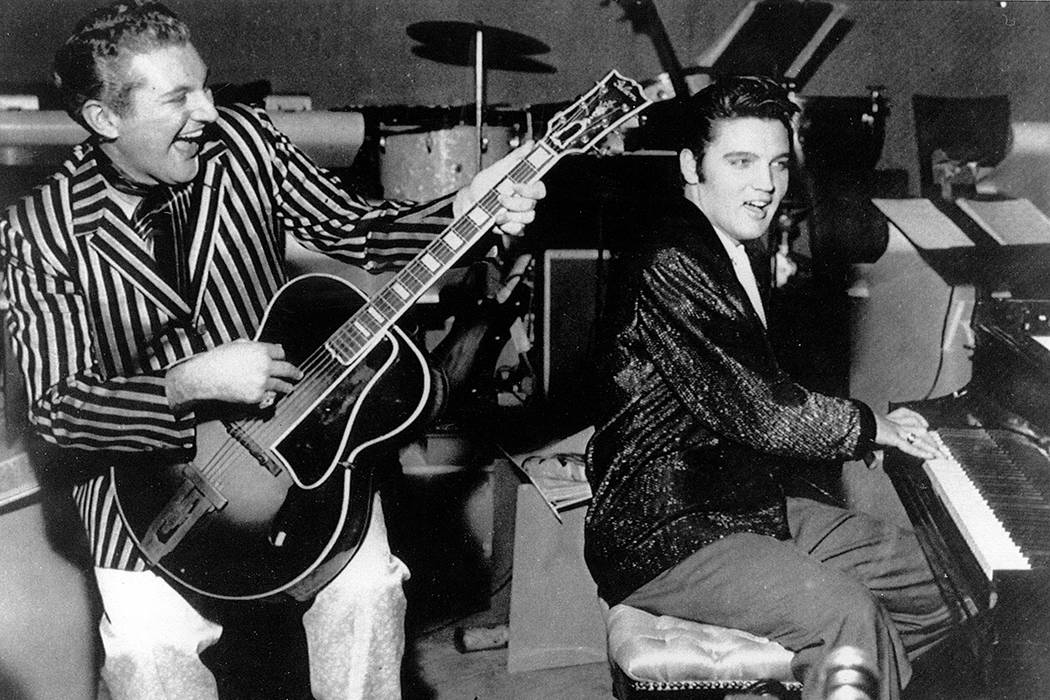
113 274 429 601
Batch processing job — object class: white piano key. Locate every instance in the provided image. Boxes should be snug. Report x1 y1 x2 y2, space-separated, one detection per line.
923 431 1031 580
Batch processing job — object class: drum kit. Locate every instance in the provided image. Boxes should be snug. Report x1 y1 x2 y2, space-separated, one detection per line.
374 17 889 201
375 21 554 201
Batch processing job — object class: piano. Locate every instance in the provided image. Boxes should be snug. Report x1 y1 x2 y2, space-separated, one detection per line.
885 295 1050 697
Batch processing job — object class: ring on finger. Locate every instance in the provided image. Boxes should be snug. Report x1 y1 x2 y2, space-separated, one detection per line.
260 390 277 409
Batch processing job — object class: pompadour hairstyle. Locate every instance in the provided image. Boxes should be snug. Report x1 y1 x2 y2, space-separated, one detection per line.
681 75 800 170
53 1 191 127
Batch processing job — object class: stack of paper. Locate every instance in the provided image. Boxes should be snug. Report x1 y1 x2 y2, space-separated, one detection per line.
871 198 973 250
502 426 594 519
520 453 591 513
956 198 1050 245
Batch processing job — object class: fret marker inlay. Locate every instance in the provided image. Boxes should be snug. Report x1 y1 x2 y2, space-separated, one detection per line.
527 148 552 168
444 232 464 249
468 208 489 226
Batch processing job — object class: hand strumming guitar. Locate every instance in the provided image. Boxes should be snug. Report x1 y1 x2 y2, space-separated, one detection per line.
164 339 303 411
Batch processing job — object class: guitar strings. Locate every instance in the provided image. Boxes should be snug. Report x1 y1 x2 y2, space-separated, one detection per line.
195 95 644 486
200 157 539 487
244 157 537 431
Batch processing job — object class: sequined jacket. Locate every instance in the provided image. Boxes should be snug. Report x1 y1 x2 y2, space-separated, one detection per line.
584 197 872 605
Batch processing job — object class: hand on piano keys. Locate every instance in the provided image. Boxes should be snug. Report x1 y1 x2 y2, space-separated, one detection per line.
874 407 949 461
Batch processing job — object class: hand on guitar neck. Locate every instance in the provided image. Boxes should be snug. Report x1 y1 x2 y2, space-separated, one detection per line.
454 141 548 237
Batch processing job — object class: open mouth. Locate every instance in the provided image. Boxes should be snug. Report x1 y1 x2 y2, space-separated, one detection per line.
172 128 206 155
743 200 771 217
176 127 205 143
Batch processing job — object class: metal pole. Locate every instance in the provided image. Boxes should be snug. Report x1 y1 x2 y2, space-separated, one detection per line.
475 25 484 173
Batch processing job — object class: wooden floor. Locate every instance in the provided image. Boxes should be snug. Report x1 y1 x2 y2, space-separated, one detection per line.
403 585 613 700
406 625 612 698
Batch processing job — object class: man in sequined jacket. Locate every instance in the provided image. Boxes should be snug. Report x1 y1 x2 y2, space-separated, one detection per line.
584 76 953 700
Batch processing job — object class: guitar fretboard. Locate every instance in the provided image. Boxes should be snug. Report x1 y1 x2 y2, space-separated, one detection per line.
325 143 558 366
242 70 651 443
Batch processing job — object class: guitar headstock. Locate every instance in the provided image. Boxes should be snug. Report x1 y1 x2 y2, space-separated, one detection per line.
545 71 652 156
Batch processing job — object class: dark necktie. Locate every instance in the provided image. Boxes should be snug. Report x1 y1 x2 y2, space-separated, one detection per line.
98 150 189 296
137 187 189 296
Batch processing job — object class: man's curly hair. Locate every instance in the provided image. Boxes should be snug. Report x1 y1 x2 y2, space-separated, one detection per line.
53 1 191 127
682 76 800 180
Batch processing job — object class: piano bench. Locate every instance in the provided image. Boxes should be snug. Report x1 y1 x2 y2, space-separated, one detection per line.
605 604 803 700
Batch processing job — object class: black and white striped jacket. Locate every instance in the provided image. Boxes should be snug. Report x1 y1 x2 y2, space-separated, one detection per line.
1 104 454 570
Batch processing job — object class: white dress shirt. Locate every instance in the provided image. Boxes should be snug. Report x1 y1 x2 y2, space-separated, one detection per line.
713 227 767 327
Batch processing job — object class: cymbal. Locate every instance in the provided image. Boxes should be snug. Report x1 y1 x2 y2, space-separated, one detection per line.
408 21 550 55
407 21 556 73
410 45 556 73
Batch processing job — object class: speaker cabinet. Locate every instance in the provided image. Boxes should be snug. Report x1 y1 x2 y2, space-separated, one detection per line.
534 249 612 428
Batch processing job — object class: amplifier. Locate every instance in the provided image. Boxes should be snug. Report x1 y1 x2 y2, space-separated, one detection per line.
534 248 612 428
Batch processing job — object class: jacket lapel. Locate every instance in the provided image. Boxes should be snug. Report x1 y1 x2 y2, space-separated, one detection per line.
688 208 766 330
184 144 229 317
74 141 229 322
746 241 772 308
75 190 193 321
84 230 193 319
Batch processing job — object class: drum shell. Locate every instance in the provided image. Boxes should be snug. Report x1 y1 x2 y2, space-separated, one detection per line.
379 111 522 202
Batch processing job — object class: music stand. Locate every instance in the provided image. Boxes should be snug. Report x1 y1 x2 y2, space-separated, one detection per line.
627 0 850 153
694 0 850 90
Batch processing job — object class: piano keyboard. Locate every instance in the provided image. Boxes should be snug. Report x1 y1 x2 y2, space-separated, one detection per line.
924 429 1031 579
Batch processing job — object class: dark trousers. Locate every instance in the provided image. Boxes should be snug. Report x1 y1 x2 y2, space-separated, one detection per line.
622 497 953 700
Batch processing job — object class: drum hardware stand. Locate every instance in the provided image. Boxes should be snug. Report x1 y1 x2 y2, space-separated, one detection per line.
406 20 555 177
474 23 484 172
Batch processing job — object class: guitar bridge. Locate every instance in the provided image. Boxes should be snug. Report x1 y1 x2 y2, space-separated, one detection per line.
226 422 284 475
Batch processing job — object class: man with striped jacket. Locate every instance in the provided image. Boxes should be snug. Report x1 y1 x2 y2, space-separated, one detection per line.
0 2 544 698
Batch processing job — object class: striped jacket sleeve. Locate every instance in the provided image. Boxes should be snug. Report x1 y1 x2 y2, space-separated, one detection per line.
224 105 456 273
0 209 195 453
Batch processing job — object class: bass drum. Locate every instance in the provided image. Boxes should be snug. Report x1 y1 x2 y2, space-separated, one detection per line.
378 107 526 202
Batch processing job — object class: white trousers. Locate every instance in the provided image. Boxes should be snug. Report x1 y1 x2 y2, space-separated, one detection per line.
95 494 409 700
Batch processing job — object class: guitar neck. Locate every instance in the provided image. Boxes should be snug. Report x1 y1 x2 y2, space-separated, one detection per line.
319 69 651 369
324 140 562 367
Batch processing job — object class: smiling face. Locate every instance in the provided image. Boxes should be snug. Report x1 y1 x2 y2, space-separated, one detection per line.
681 116 791 243
94 43 217 186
